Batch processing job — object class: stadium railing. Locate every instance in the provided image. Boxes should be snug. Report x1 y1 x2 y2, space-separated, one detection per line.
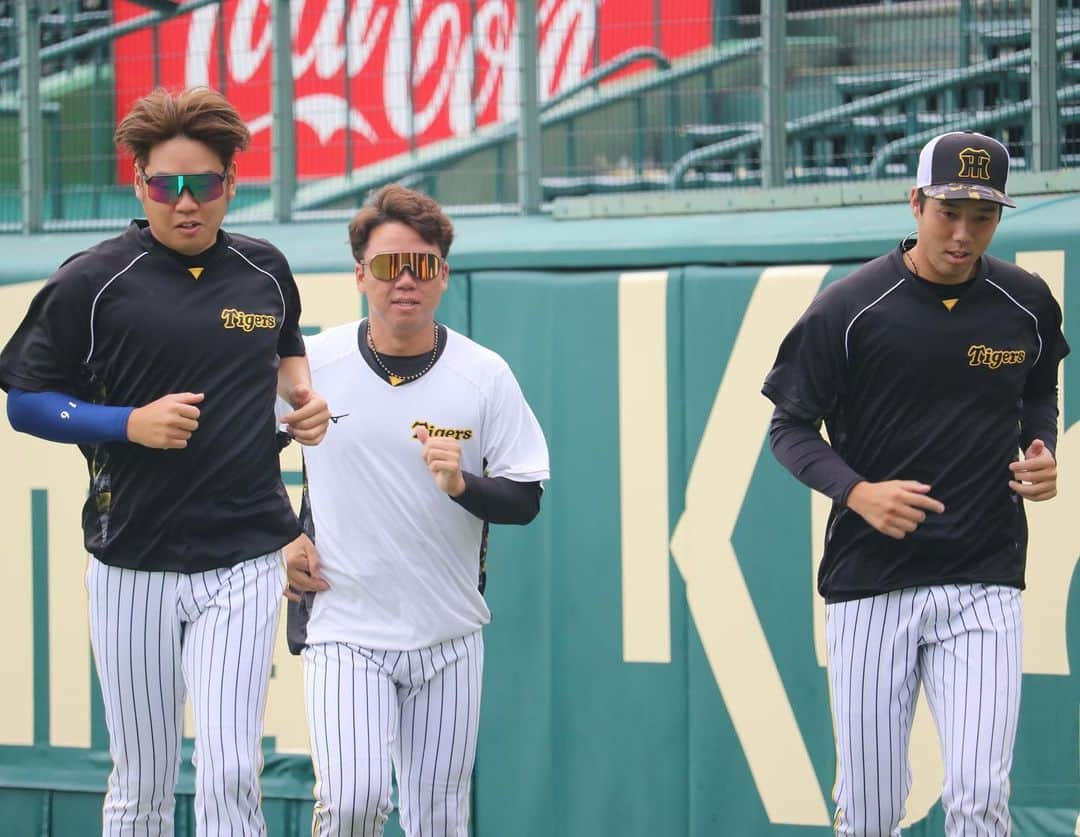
0 0 1077 231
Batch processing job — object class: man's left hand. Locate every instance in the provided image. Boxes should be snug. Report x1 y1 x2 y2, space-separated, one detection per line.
1009 438 1057 501
280 383 331 445
415 425 466 496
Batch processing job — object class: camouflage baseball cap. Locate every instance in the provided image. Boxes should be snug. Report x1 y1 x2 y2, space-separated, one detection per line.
916 130 1016 207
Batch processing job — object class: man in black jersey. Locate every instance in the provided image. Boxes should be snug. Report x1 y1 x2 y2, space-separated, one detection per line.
763 131 1068 835
0 87 330 835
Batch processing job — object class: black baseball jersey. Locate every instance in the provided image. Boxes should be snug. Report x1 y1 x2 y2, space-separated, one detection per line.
0 220 304 572
763 242 1069 602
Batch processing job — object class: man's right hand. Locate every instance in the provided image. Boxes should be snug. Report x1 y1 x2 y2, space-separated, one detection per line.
284 532 330 602
126 392 204 449
846 480 945 539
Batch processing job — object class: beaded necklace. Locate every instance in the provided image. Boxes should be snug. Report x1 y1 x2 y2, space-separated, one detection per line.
367 322 439 386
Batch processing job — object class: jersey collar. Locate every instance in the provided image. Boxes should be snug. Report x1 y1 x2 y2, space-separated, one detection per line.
893 239 989 290
129 219 230 272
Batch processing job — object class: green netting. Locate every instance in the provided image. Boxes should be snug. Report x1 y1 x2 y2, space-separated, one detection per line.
0 1 1077 225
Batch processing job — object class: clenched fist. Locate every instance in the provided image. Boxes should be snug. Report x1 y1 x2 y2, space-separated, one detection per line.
283 533 329 602
280 383 331 446
1008 439 1057 501
126 392 203 450
415 424 466 496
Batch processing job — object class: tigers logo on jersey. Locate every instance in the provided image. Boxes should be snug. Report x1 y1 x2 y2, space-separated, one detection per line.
412 420 473 440
967 344 1026 369
221 308 277 332
957 147 992 181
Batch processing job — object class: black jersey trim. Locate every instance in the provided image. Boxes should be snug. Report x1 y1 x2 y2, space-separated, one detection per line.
356 319 449 385
985 279 1043 365
285 457 316 655
136 222 228 268
824 575 1024 604
85 252 151 364
226 245 287 323
843 278 905 363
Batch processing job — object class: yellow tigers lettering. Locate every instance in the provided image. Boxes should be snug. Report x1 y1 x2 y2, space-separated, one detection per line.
220 308 277 332
411 420 473 441
967 344 1026 370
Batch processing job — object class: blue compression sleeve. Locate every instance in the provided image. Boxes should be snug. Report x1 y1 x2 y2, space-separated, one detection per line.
7 387 132 444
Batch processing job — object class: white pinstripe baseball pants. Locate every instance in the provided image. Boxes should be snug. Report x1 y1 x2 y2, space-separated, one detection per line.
302 631 484 837
826 583 1022 836
86 552 284 837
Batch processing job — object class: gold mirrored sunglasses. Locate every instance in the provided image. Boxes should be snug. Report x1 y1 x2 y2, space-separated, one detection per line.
363 252 444 282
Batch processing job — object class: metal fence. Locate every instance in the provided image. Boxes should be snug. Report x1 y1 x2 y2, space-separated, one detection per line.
3 0 1078 231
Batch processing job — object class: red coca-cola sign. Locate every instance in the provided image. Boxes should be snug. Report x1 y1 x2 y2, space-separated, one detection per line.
113 0 709 181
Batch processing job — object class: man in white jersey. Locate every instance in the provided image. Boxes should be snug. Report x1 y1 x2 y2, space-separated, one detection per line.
283 184 550 837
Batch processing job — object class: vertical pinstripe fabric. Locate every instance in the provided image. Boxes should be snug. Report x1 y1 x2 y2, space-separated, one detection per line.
88 558 184 836
303 631 483 837
920 585 1022 836
826 584 1022 837
87 552 285 836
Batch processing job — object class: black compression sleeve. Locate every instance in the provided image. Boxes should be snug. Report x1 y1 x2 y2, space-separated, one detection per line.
450 472 543 524
769 407 865 505
1020 390 1059 457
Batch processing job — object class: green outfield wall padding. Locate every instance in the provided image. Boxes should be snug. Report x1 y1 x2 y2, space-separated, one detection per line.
3 191 1080 284
0 203 1076 835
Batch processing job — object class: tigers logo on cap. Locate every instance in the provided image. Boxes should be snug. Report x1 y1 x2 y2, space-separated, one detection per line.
956 147 992 181
916 130 1016 207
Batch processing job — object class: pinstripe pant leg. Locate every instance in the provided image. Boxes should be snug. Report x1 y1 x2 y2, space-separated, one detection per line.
920 585 1022 837
181 553 284 837
303 643 397 837
826 591 921 837
396 632 484 837
87 557 185 837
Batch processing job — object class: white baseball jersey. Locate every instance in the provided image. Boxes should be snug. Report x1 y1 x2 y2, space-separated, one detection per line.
300 320 550 651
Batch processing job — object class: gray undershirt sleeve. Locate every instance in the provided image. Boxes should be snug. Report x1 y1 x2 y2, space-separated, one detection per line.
450 471 543 524
769 406 865 505
1019 390 1059 457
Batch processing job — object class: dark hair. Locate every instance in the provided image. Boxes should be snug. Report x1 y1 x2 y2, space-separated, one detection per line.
348 185 455 263
114 87 251 169
916 188 1003 219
